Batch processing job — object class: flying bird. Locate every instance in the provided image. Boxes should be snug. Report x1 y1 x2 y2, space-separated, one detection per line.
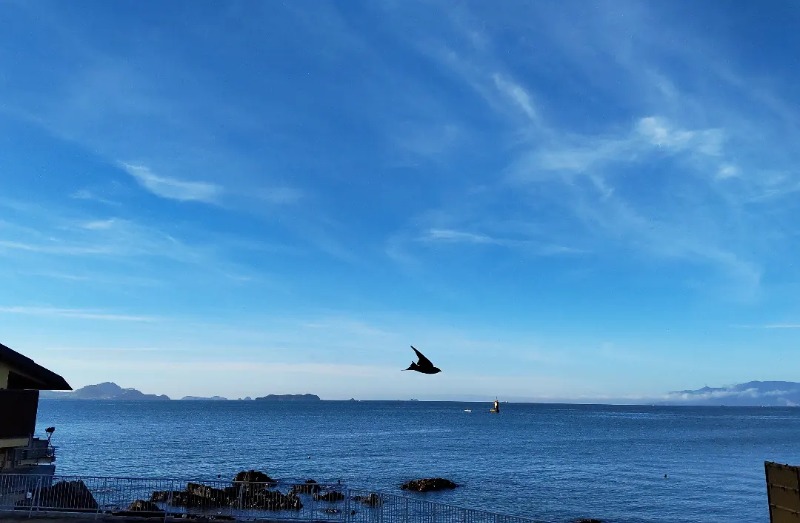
403 345 441 374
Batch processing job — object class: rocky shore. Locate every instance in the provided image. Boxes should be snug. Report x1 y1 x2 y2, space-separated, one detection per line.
7 471 603 523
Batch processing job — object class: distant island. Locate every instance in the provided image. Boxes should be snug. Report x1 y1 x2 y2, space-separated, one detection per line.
39 383 321 402
255 394 321 401
40 382 170 401
40 380 800 406
663 381 800 407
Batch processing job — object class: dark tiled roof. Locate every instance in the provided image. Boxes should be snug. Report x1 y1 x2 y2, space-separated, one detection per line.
0 342 72 391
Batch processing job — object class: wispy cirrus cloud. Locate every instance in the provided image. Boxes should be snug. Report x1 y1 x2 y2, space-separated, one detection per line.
81 218 118 230
0 306 158 322
733 323 800 330
511 116 730 184
415 228 586 256
0 202 274 285
491 73 538 123
423 228 495 245
120 163 221 203
70 189 120 206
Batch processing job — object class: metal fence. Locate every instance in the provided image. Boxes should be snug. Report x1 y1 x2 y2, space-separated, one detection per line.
0 474 544 523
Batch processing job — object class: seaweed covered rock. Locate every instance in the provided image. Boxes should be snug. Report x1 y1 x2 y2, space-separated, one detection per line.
16 480 98 510
400 478 457 492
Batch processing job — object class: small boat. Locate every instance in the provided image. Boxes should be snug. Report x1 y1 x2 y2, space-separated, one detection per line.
463 409 472 413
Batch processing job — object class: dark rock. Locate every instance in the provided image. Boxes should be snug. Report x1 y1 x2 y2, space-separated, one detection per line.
291 479 320 494
150 487 227 509
16 480 98 510
575 520 603 523
149 474 301 512
240 490 302 511
233 470 275 485
186 482 229 505
400 478 458 492
150 490 181 503
353 493 383 507
314 491 345 502
231 470 275 503
127 500 164 513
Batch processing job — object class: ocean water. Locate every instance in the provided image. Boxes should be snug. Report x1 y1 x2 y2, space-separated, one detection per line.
35 400 800 523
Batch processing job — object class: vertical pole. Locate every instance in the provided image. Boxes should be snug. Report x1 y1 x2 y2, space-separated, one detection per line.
165 479 174 523
28 477 41 518
95 477 106 519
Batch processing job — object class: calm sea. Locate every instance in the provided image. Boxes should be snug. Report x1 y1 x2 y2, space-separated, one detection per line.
35 400 800 523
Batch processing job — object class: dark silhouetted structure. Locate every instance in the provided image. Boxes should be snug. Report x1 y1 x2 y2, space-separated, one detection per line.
0 341 71 475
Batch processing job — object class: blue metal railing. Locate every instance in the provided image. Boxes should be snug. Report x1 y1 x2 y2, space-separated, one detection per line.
0 474 546 523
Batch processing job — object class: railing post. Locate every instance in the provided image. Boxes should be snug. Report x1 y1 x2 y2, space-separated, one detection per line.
343 488 349 523
165 479 175 523
28 476 41 518
404 497 409 523
95 477 106 519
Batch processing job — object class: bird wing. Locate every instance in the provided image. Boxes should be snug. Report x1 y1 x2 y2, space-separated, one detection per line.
410 345 434 367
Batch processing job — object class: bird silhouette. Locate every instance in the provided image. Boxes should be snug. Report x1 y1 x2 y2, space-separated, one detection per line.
403 345 441 374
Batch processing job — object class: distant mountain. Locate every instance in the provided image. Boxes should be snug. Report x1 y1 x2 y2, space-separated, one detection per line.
181 396 228 401
663 381 800 406
255 394 321 401
41 382 170 401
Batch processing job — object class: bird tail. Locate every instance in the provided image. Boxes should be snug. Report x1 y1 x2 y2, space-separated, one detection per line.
404 362 419 371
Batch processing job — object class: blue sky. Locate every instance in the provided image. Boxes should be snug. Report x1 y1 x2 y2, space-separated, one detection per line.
1 1 799 401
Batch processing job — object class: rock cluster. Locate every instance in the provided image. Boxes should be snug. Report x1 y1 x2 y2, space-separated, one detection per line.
400 478 458 492
291 479 321 494
146 471 351 512
151 481 301 511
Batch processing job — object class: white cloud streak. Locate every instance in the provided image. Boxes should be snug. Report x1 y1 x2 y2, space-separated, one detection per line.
0 306 158 322
120 163 221 203
417 228 585 256
492 73 538 122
